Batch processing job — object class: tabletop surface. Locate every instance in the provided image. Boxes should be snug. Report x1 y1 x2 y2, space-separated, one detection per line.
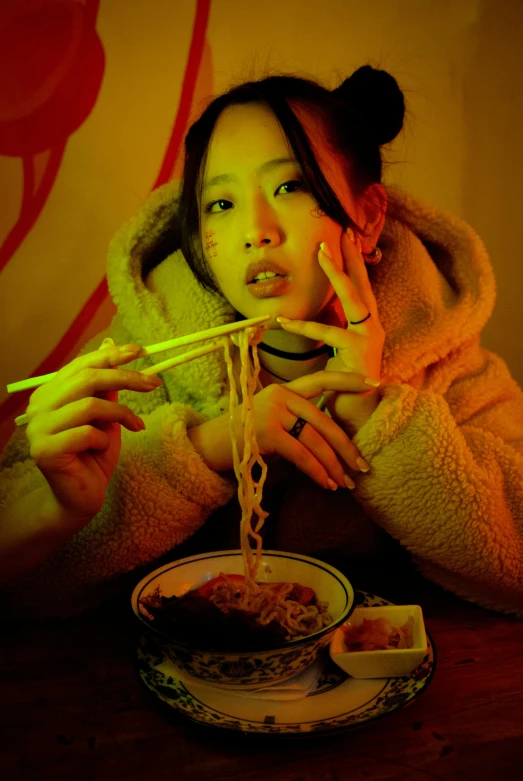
1 565 523 781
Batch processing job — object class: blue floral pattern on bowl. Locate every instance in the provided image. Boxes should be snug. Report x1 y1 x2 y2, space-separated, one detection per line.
132 550 355 689
136 591 436 736
151 630 334 688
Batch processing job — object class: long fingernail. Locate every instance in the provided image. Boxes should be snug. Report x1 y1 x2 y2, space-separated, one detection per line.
118 345 142 359
118 350 139 360
327 478 338 491
120 343 142 353
365 378 381 387
319 241 332 259
143 376 163 387
344 474 356 489
100 337 115 350
356 456 371 473
276 316 291 324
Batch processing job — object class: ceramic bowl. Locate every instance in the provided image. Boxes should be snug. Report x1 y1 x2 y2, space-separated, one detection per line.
131 549 355 689
330 605 428 678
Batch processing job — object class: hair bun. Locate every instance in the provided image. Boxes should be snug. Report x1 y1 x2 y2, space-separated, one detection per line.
333 65 405 146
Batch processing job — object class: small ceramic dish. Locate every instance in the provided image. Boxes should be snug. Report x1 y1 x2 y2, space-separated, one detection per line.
330 605 427 678
131 550 355 689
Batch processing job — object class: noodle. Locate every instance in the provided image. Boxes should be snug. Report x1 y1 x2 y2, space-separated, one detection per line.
215 326 332 640
223 327 268 582
142 325 332 643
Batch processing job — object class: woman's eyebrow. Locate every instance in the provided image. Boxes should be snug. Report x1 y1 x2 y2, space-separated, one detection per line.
202 157 298 192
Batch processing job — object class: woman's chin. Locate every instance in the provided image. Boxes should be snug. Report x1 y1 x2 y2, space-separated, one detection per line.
235 293 330 325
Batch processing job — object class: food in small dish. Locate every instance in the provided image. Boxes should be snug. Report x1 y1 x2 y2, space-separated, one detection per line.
330 605 427 679
341 615 414 652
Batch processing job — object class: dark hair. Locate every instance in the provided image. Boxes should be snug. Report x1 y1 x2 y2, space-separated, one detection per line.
148 66 405 292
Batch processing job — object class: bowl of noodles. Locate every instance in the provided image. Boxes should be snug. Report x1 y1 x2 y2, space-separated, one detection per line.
131 550 355 689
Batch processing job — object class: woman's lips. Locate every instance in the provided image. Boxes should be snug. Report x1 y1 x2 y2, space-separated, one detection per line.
245 259 288 283
247 275 290 298
245 259 291 298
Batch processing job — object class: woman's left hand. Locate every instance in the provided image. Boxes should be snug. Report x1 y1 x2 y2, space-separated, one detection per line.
277 229 385 435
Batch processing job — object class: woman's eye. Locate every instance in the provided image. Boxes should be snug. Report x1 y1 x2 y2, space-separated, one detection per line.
205 199 232 213
277 180 305 195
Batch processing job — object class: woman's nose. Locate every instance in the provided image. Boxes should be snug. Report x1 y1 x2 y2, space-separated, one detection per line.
244 198 282 249
244 231 279 248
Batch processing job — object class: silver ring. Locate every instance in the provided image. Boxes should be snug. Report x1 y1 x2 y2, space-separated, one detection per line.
349 312 371 325
289 417 307 439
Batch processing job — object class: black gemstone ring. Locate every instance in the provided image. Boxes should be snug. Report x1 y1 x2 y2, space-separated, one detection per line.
349 312 371 325
289 417 307 439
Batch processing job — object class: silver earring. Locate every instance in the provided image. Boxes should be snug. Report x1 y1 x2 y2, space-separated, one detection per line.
362 246 382 265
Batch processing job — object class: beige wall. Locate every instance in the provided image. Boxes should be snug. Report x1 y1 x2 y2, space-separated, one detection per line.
208 0 523 383
460 0 523 384
2 0 522 414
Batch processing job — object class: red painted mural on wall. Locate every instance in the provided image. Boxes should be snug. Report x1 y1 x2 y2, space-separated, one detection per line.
0 0 105 273
0 0 212 444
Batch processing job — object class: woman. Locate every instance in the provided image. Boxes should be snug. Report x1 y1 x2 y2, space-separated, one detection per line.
2 67 523 619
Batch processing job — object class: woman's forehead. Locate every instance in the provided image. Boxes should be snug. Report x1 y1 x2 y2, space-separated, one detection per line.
205 103 293 169
203 100 336 175
201 99 351 209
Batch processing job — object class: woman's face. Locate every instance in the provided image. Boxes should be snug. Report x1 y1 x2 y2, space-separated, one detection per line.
199 102 364 324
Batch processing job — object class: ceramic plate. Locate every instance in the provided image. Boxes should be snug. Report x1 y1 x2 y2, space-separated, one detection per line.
136 591 436 736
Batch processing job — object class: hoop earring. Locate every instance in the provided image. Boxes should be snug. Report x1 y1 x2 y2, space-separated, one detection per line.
362 246 382 265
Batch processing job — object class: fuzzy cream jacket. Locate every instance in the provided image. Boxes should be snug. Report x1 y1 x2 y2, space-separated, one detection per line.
2 182 523 619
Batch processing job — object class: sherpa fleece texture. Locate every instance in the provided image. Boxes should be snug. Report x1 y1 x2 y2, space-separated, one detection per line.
2 182 523 619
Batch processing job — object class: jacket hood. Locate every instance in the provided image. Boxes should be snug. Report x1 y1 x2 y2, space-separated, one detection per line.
375 190 495 381
107 181 496 397
107 183 235 409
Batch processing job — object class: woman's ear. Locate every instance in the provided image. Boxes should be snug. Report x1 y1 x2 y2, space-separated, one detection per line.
359 184 387 251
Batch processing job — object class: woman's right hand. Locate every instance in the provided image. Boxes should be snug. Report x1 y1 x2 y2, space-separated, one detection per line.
25 338 163 526
189 371 375 491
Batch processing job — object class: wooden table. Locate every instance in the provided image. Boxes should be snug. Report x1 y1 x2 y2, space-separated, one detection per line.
2 566 523 781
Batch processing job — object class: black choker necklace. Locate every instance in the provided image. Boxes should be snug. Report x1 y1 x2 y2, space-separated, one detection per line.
258 342 334 360
260 365 290 382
